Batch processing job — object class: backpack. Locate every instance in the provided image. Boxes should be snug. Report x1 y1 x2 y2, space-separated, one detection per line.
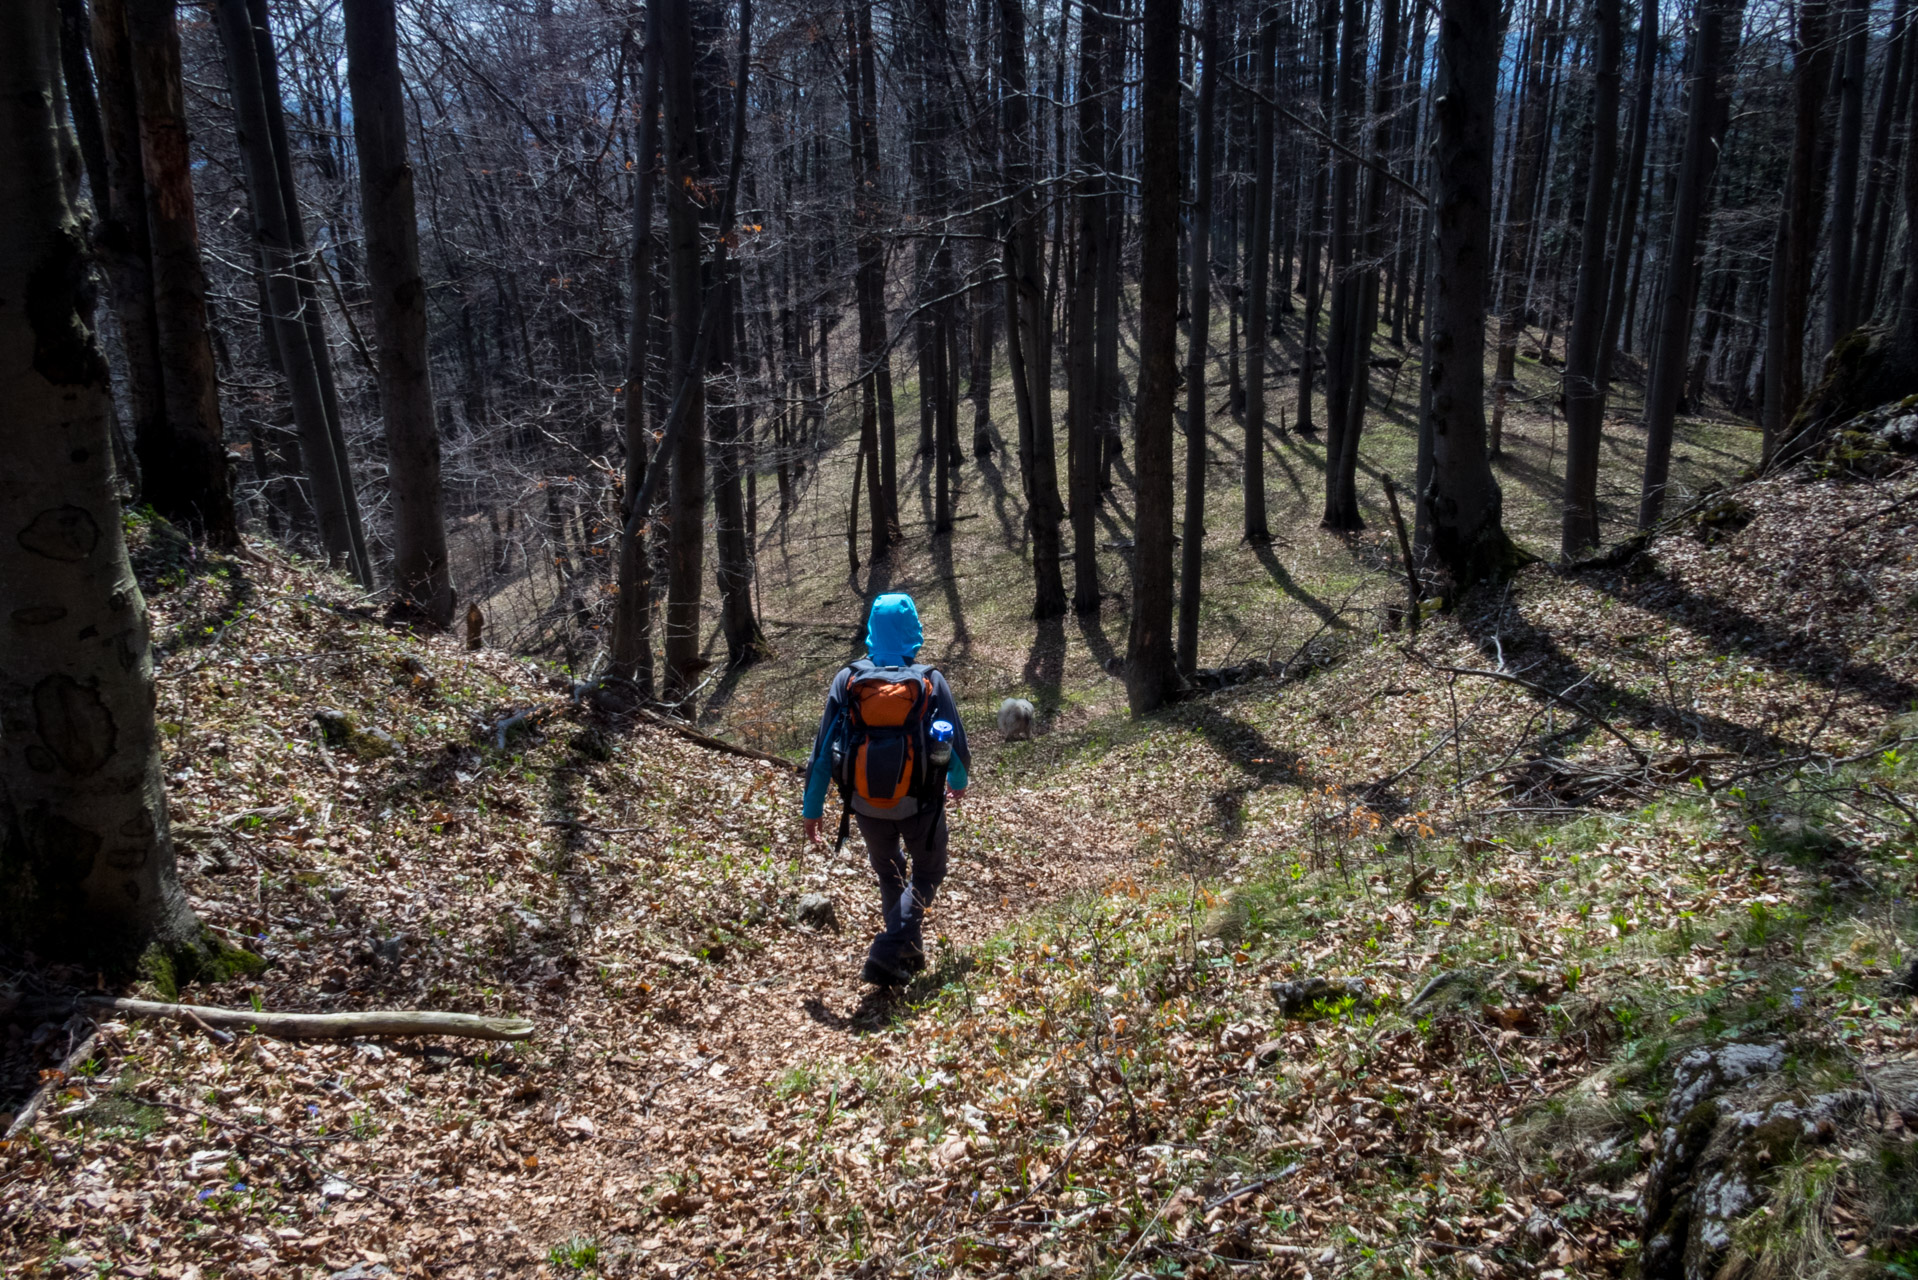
830 659 946 814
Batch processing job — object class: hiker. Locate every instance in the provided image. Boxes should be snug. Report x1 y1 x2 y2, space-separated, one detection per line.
801 593 970 986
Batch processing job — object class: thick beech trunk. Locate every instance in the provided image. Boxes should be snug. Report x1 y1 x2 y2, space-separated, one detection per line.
0 0 201 963
85 0 166 507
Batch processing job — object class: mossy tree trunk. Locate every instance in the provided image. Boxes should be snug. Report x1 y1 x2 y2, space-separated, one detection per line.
0 0 201 965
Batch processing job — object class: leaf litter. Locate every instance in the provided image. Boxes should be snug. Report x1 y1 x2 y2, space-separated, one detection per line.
3 459 1917 1278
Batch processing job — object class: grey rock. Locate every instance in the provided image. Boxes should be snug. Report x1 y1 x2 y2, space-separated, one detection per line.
998 698 1035 741
796 893 840 933
328 1266 394 1280
1269 976 1371 1017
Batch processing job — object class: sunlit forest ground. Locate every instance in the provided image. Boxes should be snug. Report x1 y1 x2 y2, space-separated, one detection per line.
705 295 1760 759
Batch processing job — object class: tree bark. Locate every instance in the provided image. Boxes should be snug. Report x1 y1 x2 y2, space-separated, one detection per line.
1637 0 1743 528
241 0 371 584
343 0 454 628
84 0 165 509
1127 0 1180 714
1560 0 1621 557
1243 5 1277 543
1761 0 1829 464
1487 0 1558 457
611 12 662 696
1324 0 1403 530
1599 0 1657 389
660 0 707 707
1068 0 1111 609
87 998 534 1042
1825 0 1868 350
711 2 762 669
1421 0 1517 594
1000 0 1068 620
122 0 238 545
212 0 364 579
1855 0 1913 323
1178 0 1219 676
0 0 201 964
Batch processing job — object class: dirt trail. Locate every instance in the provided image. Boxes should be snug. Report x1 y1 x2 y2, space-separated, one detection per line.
398 785 1146 1273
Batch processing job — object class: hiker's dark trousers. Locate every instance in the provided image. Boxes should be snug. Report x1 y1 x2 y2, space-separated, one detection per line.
855 804 948 973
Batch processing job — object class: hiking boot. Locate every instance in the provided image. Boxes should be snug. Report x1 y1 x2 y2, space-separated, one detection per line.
861 957 912 987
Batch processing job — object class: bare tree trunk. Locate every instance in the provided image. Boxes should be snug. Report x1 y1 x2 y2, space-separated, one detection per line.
1826 0 1868 350
1599 0 1657 388
611 12 661 695
1421 0 1516 594
85 0 165 507
123 0 237 545
660 0 707 706
212 0 363 578
849 1 898 554
1068 0 1109 609
0 0 201 964
1127 0 1180 714
1297 0 1337 436
1243 5 1277 543
1178 0 1219 676
1000 0 1068 620
1637 0 1743 528
241 0 371 584
1488 0 1557 457
1561 0 1621 556
1324 0 1403 531
344 0 453 628
1851 0 1909 323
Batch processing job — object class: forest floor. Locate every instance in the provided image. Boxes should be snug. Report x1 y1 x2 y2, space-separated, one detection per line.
5 340 1918 1280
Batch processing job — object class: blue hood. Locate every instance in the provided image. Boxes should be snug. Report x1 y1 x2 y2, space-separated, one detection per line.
865 593 923 665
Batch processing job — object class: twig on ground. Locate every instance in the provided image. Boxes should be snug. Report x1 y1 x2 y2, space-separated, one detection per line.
4 1028 100 1140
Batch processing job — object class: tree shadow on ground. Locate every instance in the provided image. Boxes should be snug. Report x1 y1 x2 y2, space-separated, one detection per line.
973 426 1026 552
1583 564 1918 718
1251 541 1354 632
1452 585 1815 763
1023 614 1066 721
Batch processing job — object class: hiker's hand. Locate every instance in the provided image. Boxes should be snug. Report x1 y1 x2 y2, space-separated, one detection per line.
946 785 966 805
804 818 823 845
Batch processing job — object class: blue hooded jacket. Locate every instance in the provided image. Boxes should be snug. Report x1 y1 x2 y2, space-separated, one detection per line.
802 594 969 819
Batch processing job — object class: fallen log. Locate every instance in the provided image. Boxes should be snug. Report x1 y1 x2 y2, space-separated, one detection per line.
634 707 802 772
83 998 534 1042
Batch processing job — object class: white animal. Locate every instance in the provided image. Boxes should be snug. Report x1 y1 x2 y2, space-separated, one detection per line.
998 697 1035 741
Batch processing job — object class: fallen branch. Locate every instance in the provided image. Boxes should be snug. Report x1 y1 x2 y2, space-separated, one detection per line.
4 1027 100 1139
83 998 533 1043
635 707 801 772
1421 662 1648 765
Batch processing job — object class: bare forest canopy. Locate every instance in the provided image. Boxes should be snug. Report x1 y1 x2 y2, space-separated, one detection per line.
53 0 1918 710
